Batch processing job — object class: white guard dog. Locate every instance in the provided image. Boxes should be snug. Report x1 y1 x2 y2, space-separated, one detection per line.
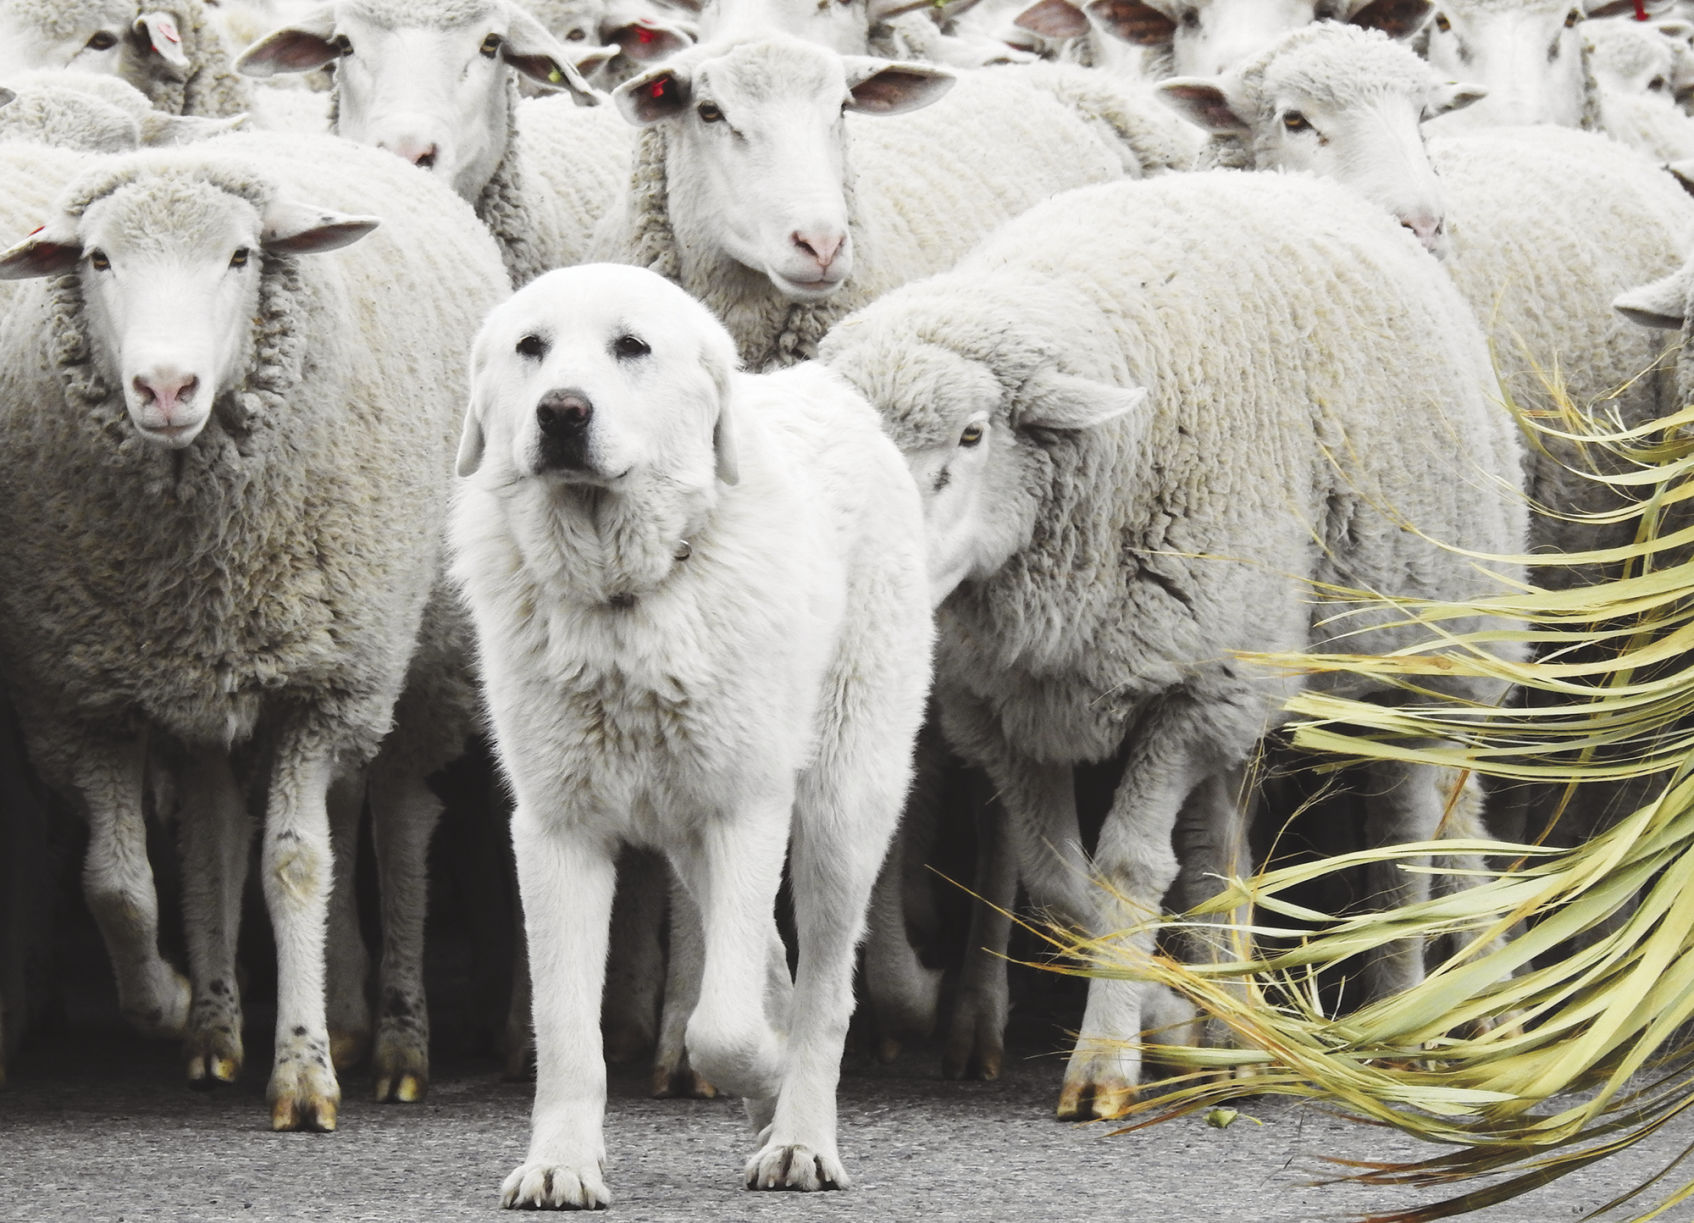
450 264 934 1209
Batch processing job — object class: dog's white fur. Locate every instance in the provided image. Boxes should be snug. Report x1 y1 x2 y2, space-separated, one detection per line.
449 264 933 1208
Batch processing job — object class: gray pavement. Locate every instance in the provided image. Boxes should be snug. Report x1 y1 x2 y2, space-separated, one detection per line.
3 1021 1692 1223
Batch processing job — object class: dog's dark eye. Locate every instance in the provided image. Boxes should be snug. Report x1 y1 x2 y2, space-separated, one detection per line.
959 422 984 448
516 334 547 359
613 334 650 359
86 30 119 50
480 32 503 58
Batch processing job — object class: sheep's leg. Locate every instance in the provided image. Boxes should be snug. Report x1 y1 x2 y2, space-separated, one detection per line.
261 732 339 1132
178 749 254 1087
742 744 906 1193
652 870 717 1099
70 735 190 1039
500 814 617 1210
323 772 371 1073
1360 757 1451 1003
604 848 665 1067
370 753 444 1103
942 787 1017 1082
1163 767 1252 1057
1059 712 1219 1121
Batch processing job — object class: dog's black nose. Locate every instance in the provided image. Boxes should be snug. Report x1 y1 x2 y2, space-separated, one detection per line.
537 389 593 436
536 389 593 471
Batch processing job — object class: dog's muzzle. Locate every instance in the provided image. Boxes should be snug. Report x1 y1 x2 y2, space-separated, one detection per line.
535 388 594 473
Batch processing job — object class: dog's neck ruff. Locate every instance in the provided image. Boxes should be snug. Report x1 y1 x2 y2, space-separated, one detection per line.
517 476 713 610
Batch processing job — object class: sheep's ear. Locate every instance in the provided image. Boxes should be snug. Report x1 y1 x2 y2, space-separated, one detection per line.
842 59 956 115
1667 159 1694 196
1017 369 1151 432
701 333 740 485
133 11 191 69
0 217 83 280
615 64 692 123
235 6 340 76
1428 80 1488 118
1156 77 1250 134
139 111 247 146
0 87 15 109
1344 0 1431 38
260 202 380 254
502 6 602 104
606 18 693 63
1014 0 1090 40
1082 0 1178 47
1614 269 1690 330
1586 0 1672 16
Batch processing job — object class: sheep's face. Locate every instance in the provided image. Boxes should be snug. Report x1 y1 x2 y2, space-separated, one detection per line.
1158 30 1485 256
458 263 737 491
1421 0 1651 127
235 0 606 203
0 177 378 450
1586 23 1682 103
698 0 874 54
824 332 1146 606
614 37 953 302
1083 0 1432 76
0 0 131 79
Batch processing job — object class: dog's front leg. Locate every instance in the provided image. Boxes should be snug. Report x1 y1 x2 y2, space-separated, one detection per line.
501 812 618 1210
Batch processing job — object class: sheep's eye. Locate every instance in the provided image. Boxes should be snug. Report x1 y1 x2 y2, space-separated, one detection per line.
333 33 353 56
480 33 503 57
697 101 724 123
1180 8 1200 29
1282 110 1311 132
85 30 118 50
959 422 984 448
1563 8 1580 28
89 249 110 271
613 334 650 359
1651 75 1669 92
229 247 250 268
516 334 546 358
1433 13 1450 32
567 27 586 39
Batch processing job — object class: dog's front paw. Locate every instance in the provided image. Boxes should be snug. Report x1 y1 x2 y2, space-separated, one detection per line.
744 1142 849 1192
501 1161 610 1210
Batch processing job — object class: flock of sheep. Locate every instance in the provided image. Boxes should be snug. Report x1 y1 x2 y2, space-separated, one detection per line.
3 0 1694 1208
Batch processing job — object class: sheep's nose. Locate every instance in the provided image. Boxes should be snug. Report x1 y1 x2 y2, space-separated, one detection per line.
133 369 199 415
379 136 439 169
1400 214 1445 253
792 229 844 273
537 390 592 436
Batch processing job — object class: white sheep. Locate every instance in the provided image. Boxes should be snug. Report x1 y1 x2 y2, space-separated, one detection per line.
819 169 1528 1120
1157 23 1694 589
593 35 1190 371
698 0 1025 67
0 70 242 149
524 0 698 87
0 131 509 1129
449 262 932 1206
237 0 625 286
1421 0 1673 137
1585 16 1694 159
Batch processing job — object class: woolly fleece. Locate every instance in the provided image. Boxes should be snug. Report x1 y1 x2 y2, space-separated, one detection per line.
120 0 253 117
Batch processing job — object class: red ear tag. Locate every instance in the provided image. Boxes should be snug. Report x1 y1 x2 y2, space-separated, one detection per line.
27 226 43 236
648 76 671 99
636 25 657 44
1637 0 1649 18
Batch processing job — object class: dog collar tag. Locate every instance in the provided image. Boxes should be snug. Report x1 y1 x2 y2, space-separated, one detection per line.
674 539 692 561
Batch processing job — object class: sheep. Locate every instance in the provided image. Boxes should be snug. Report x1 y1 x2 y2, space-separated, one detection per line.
0 131 509 1129
524 0 698 87
0 70 243 149
449 262 932 1205
1585 16 1694 159
592 35 1191 372
818 169 1528 1120
1420 0 1672 136
236 0 625 286
1156 23 1694 590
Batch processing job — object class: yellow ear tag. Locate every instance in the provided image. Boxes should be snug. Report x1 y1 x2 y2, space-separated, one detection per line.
548 67 564 83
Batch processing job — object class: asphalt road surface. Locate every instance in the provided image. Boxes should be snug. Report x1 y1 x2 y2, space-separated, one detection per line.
5 1016 1693 1223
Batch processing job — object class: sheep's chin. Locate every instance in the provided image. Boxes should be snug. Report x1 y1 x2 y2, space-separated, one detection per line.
130 416 209 449
767 268 847 303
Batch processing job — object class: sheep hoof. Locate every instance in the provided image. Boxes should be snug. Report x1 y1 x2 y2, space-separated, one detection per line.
268 1058 340 1132
500 1160 611 1210
375 1072 425 1103
650 1058 717 1100
1055 1073 1137 1121
743 1141 849 1192
372 1022 429 1103
941 993 1006 1082
328 1027 370 1073
185 1034 243 1089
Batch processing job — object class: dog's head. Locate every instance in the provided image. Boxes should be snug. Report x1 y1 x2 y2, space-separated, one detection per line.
457 263 741 490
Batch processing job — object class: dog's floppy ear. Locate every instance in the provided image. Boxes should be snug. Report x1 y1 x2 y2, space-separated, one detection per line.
701 327 740 486
457 338 493 477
